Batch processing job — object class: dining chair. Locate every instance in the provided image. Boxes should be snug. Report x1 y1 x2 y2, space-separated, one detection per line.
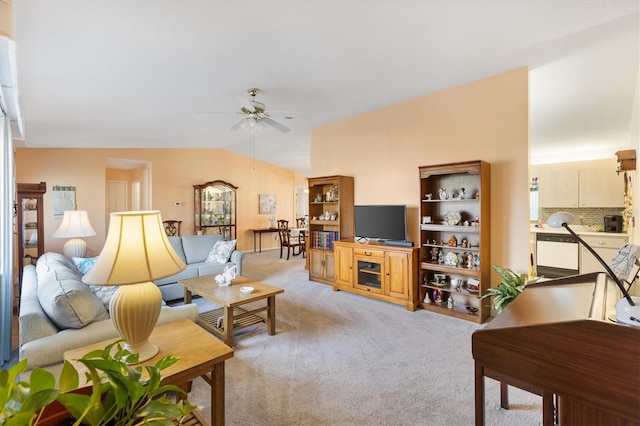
277 220 304 260
163 220 181 236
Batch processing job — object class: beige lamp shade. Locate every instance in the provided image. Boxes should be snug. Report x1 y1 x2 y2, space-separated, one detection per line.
52 210 97 258
83 210 186 361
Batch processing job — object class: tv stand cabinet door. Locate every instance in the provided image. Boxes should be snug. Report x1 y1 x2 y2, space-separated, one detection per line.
386 251 409 300
334 245 353 287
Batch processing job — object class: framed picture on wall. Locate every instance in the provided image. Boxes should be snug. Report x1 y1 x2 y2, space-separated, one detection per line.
259 194 276 214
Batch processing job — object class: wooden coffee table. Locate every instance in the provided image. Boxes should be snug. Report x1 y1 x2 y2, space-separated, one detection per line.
179 275 284 347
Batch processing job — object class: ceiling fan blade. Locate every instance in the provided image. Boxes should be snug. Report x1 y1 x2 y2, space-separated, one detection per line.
230 118 246 131
262 117 291 133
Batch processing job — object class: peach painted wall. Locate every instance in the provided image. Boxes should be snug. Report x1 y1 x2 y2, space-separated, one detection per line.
15 148 306 255
311 67 530 277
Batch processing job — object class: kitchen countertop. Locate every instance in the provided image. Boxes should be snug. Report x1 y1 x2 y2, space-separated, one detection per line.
530 224 628 237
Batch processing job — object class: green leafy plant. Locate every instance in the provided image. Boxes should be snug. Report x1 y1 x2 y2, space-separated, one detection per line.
480 265 540 313
0 359 60 426
1 341 196 426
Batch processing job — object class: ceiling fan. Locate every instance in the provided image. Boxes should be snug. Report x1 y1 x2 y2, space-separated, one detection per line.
229 88 292 133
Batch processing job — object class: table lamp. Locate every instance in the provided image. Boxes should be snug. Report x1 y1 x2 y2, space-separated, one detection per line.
547 211 639 327
52 210 97 258
83 211 186 361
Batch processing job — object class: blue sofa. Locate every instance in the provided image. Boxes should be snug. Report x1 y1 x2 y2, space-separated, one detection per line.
154 234 245 301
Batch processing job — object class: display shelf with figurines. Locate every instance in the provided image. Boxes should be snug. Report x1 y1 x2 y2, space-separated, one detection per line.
418 161 491 323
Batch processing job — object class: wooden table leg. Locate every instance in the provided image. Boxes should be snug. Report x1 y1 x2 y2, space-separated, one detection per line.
475 363 485 426
267 295 276 335
184 288 192 304
500 381 509 409
223 306 234 347
542 390 554 426
211 362 225 426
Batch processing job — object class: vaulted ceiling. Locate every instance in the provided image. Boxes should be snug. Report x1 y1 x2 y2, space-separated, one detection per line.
10 1 639 175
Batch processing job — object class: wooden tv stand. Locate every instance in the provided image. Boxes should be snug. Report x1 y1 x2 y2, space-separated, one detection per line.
333 239 419 311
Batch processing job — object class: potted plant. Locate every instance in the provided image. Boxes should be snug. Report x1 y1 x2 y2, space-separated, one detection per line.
1 340 197 426
480 265 540 313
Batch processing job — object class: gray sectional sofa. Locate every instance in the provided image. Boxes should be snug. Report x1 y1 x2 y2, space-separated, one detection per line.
19 252 199 376
155 234 244 301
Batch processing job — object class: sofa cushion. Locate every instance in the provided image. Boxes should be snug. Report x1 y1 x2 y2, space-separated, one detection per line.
205 239 237 264
36 253 109 329
181 234 220 263
167 236 187 264
154 266 199 286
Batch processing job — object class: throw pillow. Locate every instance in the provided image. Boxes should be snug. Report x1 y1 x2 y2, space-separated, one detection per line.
38 276 109 329
205 239 237 264
90 285 119 310
72 256 99 275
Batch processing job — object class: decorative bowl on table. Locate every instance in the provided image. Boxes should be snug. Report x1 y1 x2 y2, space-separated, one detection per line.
240 286 254 294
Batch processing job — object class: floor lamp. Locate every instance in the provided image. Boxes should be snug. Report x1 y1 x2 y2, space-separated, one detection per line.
83 211 186 361
52 210 97 258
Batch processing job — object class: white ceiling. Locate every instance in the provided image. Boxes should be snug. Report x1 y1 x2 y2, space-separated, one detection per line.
11 1 640 175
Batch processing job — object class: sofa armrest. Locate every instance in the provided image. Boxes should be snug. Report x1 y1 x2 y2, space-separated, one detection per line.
19 265 58 346
230 250 245 276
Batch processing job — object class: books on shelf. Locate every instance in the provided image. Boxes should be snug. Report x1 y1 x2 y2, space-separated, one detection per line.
312 231 339 249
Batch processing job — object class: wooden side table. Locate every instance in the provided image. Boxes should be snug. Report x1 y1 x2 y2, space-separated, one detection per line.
64 319 234 426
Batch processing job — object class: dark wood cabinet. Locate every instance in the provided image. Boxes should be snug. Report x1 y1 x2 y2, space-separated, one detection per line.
17 182 47 268
193 180 237 239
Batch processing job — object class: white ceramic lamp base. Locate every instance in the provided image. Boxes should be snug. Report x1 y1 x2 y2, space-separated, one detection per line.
109 281 162 362
63 238 88 259
616 296 640 327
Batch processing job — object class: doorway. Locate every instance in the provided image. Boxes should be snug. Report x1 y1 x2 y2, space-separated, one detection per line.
105 158 152 228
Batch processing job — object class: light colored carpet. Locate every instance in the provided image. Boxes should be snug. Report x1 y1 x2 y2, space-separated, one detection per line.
184 250 542 425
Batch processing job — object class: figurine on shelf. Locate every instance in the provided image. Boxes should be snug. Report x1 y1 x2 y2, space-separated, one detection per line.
430 247 439 261
459 188 466 199
472 216 480 227
438 188 448 200
466 253 474 269
461 238 469 248
448 235 457 247
437 249 444 264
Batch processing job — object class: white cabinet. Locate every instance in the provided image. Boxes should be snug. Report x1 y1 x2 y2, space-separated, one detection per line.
531 159 624 208
578 162 625 207
533 166 578 208
579 234 628 275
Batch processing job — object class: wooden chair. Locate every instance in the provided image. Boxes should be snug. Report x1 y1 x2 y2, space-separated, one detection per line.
163 220 181 236
277 220 305 260
295 217 307 229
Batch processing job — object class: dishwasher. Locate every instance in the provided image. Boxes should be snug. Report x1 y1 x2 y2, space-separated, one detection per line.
536 233 580 278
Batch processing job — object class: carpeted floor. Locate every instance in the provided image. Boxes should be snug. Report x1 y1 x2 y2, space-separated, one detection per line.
184 249 542 425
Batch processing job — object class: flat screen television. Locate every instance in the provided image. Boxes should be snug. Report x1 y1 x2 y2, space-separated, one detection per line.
354 205 407 241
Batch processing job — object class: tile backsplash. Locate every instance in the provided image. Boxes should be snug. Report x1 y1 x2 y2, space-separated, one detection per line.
537 207 624 227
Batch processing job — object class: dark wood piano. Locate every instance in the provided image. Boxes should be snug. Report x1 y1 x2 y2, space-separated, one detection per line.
472 273 640 426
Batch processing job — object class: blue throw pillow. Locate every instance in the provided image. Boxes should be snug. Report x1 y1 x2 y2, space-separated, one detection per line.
72 256 99 275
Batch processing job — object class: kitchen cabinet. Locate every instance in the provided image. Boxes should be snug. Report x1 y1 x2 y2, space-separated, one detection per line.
579 234 628 275
531 159 624 208
333 239 419 311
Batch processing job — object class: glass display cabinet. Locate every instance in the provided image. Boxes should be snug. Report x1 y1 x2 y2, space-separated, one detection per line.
17 182 47 268
193 180 237 240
